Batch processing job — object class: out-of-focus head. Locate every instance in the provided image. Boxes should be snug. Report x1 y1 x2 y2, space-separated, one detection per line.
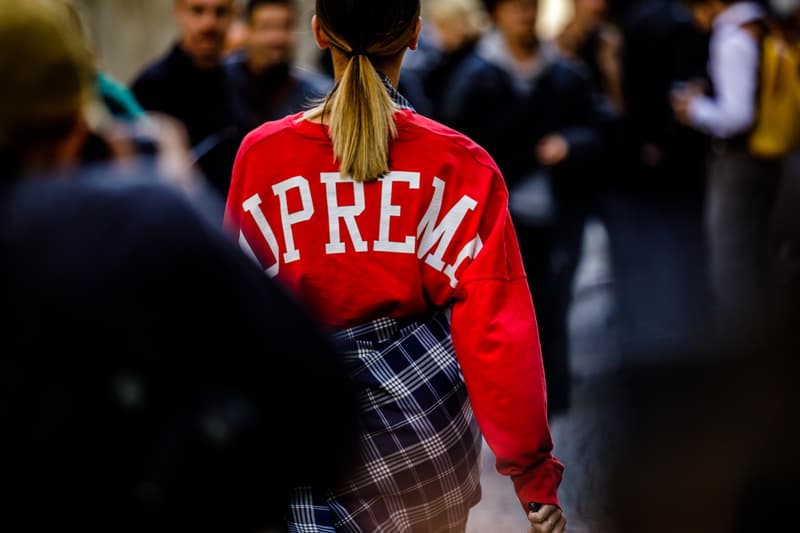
683 0 728 33
0 0 93 175
174 0 236 66
428 0 486 52
482 0 538 48
244 0 297 71
314 0 421 60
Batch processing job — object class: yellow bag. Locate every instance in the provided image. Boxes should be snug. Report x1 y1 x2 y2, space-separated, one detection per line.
749 33 800 158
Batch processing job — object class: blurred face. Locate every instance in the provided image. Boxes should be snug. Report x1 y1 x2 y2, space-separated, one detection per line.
690 4 713 32
493 0 539 50
436 18 477 52
573 0 607 20
175 0 235 64
246 2 296 71
689 0 724 33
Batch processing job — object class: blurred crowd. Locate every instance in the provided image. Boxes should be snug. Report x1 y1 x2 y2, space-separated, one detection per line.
396 0 800 417
2 0 800 531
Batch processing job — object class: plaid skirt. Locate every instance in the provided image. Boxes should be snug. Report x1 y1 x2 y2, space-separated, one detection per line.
287 311 483 533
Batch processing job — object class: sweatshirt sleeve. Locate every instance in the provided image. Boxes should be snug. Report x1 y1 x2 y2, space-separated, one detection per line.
449 173 564 510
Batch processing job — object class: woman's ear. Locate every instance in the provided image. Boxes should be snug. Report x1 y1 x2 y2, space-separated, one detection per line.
311 15 330 50
408 16 422 51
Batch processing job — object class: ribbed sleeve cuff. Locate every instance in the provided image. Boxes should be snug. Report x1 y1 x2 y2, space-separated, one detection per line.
511 458 565 511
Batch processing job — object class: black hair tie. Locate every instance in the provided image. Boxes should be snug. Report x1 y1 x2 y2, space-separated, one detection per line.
347 48 368 58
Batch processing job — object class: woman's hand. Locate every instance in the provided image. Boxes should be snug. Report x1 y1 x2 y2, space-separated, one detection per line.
528 504 567 533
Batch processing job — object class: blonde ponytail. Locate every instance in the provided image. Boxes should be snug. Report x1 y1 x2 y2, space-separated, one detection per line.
328 54 397 183
307 2 420 182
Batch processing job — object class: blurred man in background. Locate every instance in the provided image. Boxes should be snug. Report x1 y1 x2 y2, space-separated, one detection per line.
441 0 605 416
224 0 332 134
130 0 240 201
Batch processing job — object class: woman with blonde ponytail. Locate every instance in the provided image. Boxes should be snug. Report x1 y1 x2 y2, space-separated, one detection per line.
224 0 566 531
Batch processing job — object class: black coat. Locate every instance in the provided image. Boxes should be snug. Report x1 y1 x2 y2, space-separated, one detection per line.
620 0 711 189
130 45 241 197
440 50 605 188
224 51 332 134
0 173 358 532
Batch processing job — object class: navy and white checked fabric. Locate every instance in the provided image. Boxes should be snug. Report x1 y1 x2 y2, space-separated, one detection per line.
379 72 415 112
288 311 482 533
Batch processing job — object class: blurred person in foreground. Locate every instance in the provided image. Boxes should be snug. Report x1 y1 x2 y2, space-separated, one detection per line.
130 0 240 201
223 0 566 531
0 1 358 531
224 0 333 134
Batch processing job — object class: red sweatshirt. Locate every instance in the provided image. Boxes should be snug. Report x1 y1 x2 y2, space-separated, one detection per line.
224 109 564 509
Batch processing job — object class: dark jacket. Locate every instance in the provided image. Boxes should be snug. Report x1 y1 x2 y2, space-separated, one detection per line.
130 44 241 197
620 0 711 190
0 172 359 533
224 50 332 135
399 36 479 122
440 35 605 188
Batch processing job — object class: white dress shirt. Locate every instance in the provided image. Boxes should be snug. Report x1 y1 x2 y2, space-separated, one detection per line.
688 2 764 139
